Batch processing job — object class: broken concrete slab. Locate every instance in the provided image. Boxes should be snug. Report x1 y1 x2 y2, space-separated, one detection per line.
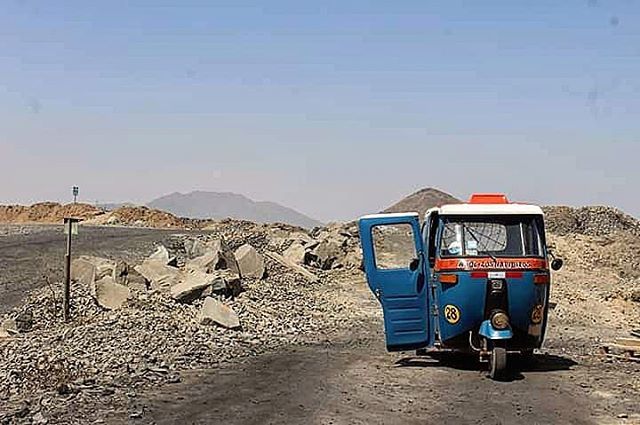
71 258 97 286
266 252 319 283
148 245 177 267
125 266 149 293
288 232 315 245
219 239 240 274
170 270 219 302
283 241 306 265
235 244 265 279
199 297 240 329
184 239 214 259
310 238 344 270
112 260 128 286
80 256 117 280
186 249 221 273
185 239 239 275
134 260 180 292
93 277 131 310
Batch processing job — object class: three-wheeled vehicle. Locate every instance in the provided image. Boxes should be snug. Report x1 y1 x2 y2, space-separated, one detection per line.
359 193 563 379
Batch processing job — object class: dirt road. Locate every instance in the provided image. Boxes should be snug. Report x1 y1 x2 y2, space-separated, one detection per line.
0 225 176 315
138 284 638 425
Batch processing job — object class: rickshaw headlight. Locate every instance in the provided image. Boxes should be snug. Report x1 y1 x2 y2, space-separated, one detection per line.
491 312 510 330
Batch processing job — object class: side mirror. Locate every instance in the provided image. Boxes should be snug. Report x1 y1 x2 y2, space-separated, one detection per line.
551 259 563 271
409 258 420 271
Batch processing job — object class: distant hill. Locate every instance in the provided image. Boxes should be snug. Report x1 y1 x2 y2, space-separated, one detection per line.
147 191 323 229
97 202 136 211
384 188 461 216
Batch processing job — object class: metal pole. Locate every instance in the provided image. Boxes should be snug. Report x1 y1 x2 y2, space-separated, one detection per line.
63 219 72 321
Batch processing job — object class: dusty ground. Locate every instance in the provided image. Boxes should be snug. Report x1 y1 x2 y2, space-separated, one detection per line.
1 225 639 424
135 279 639 425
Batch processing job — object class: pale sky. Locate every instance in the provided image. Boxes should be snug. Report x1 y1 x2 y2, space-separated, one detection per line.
1 1 639 222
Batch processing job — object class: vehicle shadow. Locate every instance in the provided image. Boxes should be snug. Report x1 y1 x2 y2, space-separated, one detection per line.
394 352 578 382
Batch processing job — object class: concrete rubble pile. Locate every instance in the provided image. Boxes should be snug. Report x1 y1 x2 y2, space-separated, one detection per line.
270 221 363 271
543 206 640 238
0 220 364 423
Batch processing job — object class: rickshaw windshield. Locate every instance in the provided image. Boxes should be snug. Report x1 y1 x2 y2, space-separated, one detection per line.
439 215 543 258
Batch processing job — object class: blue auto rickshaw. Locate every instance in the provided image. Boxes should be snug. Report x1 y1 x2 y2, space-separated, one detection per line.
359 193 563 379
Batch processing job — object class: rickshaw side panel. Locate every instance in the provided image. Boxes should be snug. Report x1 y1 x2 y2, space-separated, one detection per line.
436 272 486 343
507 273 549 348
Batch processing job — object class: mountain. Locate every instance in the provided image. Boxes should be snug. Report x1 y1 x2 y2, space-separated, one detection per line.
384 187 461 216
147 191 323 229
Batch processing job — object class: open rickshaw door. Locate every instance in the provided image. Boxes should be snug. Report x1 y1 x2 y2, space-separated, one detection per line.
359 213 431 351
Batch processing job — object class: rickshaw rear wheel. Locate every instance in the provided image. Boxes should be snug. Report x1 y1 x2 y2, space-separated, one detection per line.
489 346 507 380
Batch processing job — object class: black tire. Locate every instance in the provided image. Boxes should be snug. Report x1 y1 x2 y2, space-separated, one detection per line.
490 346 507 380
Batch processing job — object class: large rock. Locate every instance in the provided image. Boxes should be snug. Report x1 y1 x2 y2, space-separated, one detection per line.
283 242 306 265
266 252 319 283
199 297 240 329
184 239 210 259
185 239 239 274
93 277 130 310
310 238 345 270
186 249 220 273
170 270 220 302
219 239 240 275
235 244 265 279
134 260 180 292
81 256 116 280
112 260 128 285
71 258 97 286
148 245 177 266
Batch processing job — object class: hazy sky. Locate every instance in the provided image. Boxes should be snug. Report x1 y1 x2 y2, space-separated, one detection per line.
1 1 639 221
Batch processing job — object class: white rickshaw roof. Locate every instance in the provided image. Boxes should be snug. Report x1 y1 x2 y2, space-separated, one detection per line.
427 203 544 217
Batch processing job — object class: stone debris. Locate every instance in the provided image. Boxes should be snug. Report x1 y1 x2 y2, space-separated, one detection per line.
0 219 371 423
93 277 131 310
184 238 209 258
235 244 265 279
283 241 307 265
199 297 241 329
148 245 177 266
543 206 640 237
310 237 345 270
32 412 48 425
134 260 180 292
266 252 319 283
171 270 224 302
71 258 97 287
301 222 362 270
0 225 355 423
1 318 18 336
185 240 227 273
14 311 34 333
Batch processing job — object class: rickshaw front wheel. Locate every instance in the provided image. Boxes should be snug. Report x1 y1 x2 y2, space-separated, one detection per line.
489 346 507 380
